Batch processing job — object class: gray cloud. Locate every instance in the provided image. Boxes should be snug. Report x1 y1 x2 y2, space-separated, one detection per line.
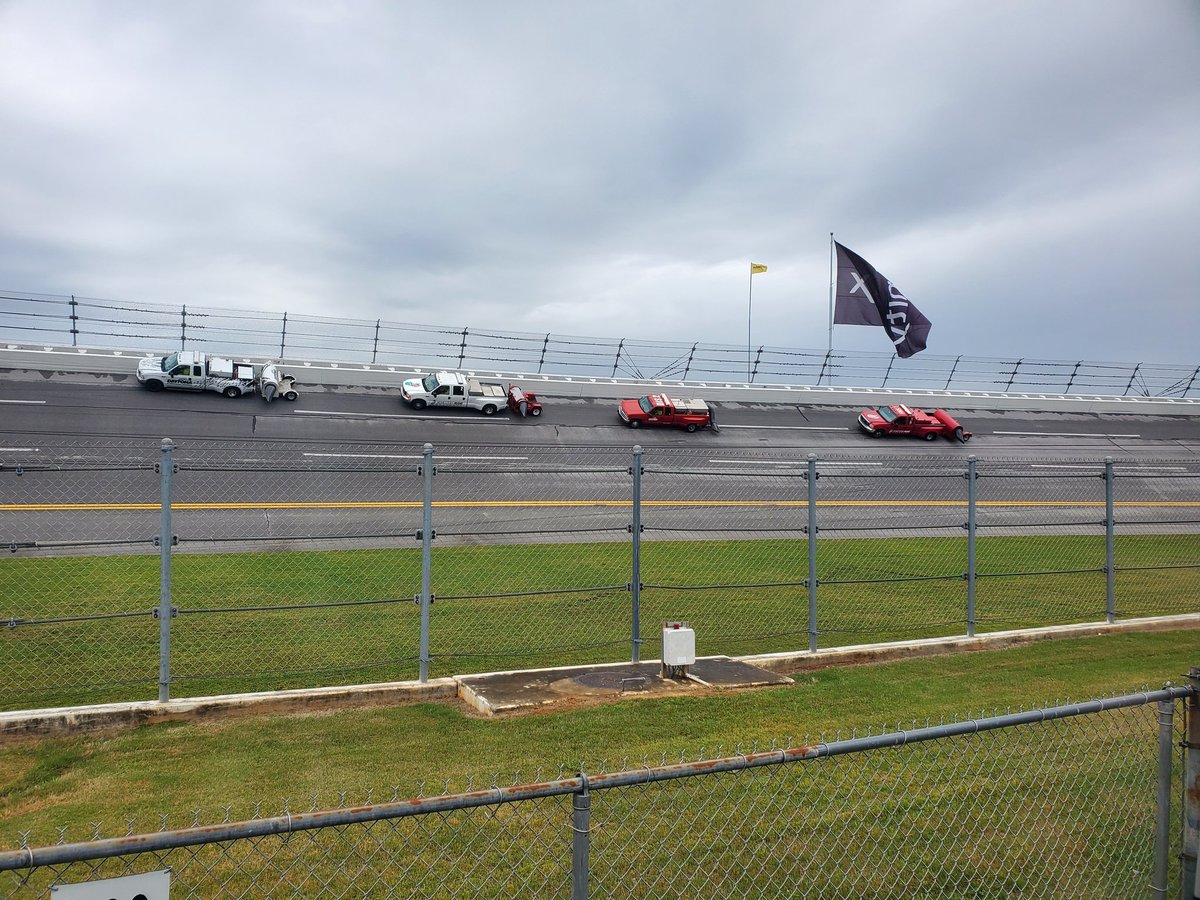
1 0 1197 365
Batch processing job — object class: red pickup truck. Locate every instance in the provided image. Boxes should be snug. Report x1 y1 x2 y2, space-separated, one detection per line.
619 394 711 432
858 404 971 442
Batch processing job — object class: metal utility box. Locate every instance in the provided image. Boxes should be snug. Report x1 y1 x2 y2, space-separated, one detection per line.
662 621 695 666
51 870 171 898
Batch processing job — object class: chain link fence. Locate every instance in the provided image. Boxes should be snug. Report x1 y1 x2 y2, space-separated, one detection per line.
4 290 1198 395
2 441 1199 710
2 682 1197 897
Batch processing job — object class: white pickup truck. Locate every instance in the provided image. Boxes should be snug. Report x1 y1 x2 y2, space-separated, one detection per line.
136 350 299 401
401 371 508 414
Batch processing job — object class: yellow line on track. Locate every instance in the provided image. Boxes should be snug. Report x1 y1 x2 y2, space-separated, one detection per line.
1 500 1199 511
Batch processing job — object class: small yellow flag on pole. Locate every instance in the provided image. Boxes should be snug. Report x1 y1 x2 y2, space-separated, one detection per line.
750 263 768 274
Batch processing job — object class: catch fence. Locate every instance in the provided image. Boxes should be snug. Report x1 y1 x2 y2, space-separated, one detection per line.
2 441 1198 710
1 680 1199 897
3 290 1198 395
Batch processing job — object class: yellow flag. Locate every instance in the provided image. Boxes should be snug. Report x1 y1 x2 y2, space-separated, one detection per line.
750 263 768 274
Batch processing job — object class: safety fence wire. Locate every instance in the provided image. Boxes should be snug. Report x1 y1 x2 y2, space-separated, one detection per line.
814 456 968 645
1 690 1188 898
590 700 1174 898
639 457 810 659
428 450 634 677
0 443 160 709
973 459 1108 631
9 794 572 899
1113 467 1200 618
4 438 1200 712
166 444 426 696
4 291 1199 395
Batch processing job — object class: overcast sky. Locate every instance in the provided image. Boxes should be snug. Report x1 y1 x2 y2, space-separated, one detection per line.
2 0 1198 366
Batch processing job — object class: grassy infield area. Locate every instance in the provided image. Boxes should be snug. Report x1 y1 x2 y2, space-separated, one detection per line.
0 537 1197 888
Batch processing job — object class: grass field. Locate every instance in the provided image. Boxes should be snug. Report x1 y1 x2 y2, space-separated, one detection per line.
1 628 1196 845
1 626 1197 896
3 534 1198 710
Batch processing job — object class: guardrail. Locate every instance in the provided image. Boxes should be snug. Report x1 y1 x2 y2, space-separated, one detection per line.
3 289 1198 399
6 343 1200 417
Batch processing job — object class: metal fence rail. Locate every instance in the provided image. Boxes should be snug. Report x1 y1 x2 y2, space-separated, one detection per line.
2 440 1198 710
3 290 1198 395
2 681 1197 898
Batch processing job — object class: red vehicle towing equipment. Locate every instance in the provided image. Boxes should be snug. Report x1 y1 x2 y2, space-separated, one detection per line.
858 404 971 442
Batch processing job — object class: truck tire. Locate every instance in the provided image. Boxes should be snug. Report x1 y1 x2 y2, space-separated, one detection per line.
955 427 969 443
685 423 697 433
530 406 542 417
628 419 640 428
482 404 497 416
924 431 937 441
145 380 165 392
223 386 240 398
870 428 884 438
410 399 427 410
284 390 298 402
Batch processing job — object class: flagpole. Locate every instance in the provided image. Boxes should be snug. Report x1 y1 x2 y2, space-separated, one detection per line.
827 232 835 353
746 265 753 382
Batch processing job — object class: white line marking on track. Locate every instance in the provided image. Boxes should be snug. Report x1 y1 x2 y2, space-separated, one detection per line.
716 424 850 431
0 447 39 452
1031 464 1188 471
0 399 46 404
993 431 1140 438
293 410 511 422
303 452 529 460
709 459 884 466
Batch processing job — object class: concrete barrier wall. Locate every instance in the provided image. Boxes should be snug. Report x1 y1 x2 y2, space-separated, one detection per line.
4 342 1200 416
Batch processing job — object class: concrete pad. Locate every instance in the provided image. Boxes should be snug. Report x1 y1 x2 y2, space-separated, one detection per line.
456 656 792 717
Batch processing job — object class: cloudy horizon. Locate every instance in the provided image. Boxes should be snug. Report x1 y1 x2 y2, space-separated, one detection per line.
2 1 1198 366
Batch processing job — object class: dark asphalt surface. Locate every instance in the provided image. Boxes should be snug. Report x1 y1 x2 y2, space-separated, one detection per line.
2 373 1198 552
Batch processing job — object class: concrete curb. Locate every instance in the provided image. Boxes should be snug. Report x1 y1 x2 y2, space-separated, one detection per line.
742 613 1200 674
0 678 458 741
3 615 1196 739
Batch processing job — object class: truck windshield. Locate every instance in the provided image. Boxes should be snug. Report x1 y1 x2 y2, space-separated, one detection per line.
638 397 653 413
421 374 440 392
878 406 898 423
161 353 178 372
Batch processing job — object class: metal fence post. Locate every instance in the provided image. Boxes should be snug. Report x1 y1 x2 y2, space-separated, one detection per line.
1153 697 1175 898
419 443 435 682
807 453 818 654
1183 667 1200 900
157 439 175 702
966 455 977 638
572 774 591 900
1147 700 1176 897
631 446 643 663
1105 456 1115 624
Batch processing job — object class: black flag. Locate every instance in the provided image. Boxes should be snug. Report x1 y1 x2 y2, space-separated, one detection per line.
833 242 931 358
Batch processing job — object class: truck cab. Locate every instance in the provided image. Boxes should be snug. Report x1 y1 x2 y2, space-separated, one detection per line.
148 350 209 391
